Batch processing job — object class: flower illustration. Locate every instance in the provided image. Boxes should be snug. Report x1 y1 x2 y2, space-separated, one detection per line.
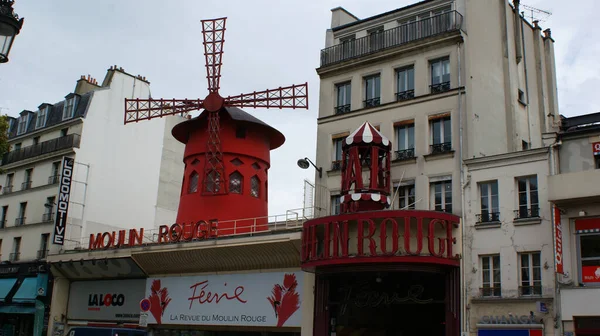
148 279 171 324
267 273 300 327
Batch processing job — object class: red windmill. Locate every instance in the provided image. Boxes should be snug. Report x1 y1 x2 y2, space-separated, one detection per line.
123 18 309 235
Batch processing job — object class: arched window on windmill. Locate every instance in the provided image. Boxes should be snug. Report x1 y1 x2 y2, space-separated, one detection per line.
250 175 260 198
204 171 222 193
229 171 243 194
188 171 199 194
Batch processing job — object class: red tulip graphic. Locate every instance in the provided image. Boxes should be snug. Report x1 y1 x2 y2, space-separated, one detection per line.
267 273 300 327
148 279 171 324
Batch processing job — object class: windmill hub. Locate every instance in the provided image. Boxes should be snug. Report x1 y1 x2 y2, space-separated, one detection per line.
204 92 225 112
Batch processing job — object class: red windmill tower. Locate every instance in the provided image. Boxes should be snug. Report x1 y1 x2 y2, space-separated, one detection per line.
123 18 308 235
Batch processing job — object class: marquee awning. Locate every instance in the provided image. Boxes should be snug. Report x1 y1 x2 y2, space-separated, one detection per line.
0 277 38 304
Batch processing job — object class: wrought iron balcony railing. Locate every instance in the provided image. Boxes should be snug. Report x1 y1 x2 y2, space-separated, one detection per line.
395 148 415 161
479 287 502 298
2 185 12 194
2 133 81 166
37 249 49 260
396 89 415 101
430 142 452 154
476 212 501 223
519 285 542 296
42 212 54 222
21 181 31 191
15 217 25 226
320 11 463 67
331 160 342 171
9 252 20 262
514 207 540 220
430 81 451 94
334 104 351 115
48 174 60 185
363 97 381 108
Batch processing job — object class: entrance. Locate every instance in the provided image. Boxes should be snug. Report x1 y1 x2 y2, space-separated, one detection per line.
575 316 600 336
0 313 34 336
315 269 459 336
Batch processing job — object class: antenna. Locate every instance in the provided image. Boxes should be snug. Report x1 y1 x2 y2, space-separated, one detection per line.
521 3 552 23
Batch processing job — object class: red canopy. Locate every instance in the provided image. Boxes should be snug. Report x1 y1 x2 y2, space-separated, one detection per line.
344 121 390 148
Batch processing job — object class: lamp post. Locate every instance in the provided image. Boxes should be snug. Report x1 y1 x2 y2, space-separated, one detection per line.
0 0 24 63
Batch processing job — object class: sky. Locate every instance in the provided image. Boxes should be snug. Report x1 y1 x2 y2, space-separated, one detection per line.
0 0 598 217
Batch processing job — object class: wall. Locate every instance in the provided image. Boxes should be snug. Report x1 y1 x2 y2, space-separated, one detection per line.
559 135 600 173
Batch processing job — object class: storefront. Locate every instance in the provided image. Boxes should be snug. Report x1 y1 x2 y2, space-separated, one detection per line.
475 313 544 336
144 271 303 336
0 262 52 336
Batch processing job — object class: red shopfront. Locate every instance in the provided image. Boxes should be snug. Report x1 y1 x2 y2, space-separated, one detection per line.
302 210 461 336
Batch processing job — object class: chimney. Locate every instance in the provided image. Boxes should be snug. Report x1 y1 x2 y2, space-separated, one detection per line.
543 28 552 39
75 73 100 95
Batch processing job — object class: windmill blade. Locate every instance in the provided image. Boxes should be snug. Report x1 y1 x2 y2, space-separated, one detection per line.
224 83 309 109
201 17 226 93
124 98 204 124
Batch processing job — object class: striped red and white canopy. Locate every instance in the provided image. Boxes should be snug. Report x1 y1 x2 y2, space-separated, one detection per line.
344 121 390 147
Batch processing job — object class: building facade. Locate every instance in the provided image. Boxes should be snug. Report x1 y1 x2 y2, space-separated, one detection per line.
548 112 600 336
0 67 185 336
313 1 561 336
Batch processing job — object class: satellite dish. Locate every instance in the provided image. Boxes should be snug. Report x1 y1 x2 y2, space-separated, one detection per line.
297 158 310 169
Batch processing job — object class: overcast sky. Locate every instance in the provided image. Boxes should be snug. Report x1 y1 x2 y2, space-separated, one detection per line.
1 0 597 217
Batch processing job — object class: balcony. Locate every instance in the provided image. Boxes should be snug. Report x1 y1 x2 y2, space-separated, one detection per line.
396 90 415 101
430 142 452 154
9 252 19 262
476 212 500 223
320 11 463 67
2 185 13 194
2 133 81 166
514 207 539 220
21 180 32 191
334 104 351 115
478 287 502 298
395 148 415 161
48 175 60 185
42 212 54 222
430 81 451 94
548 169 600 204
36 249 49 260
363 97 381 108
519 285 542 297
15 217 25 226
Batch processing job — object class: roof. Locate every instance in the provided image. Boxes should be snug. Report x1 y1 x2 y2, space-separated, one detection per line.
332 0 438 32
171 106 285 149
344 121 390 148
560 112 600 137
7 92 92 139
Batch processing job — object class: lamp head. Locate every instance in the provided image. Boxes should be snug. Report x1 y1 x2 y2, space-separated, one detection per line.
297 158 310 169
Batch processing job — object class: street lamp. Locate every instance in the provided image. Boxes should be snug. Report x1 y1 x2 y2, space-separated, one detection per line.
0 0 24 63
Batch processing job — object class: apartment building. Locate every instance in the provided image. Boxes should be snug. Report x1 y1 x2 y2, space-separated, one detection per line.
547 112 600 336
314 1 560 336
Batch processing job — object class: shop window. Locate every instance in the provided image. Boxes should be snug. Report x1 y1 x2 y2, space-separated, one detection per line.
188 171 199 193
519 252 542 296
250 175 260 198
229 171 243 194
576 218 600 285
481 254 501 297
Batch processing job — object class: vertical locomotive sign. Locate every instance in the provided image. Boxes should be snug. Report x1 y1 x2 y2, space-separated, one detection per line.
53 157 74 245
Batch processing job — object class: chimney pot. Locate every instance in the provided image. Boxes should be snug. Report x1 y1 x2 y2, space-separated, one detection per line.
544 28 552 38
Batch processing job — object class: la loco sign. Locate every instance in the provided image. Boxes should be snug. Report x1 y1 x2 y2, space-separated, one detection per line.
143 271 303 327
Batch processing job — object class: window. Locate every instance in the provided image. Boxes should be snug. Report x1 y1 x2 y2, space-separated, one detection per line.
520 252 542 296
36 107 48 129
481 255 501 297
60 128 68 137
17 116 28 135
43 196 55 222
4 173 13 193
250 176 260 198
340 35 355 59
395 122 415 160
516 176 539 219
229 171 243 194
397 183 415 210
0 206 6 229
39 234 49 259
595 155 600 169
33 136 40 145
430 57 450 93
332 137 344 170
368 27 384 51
236 127 246 139
11 237 21 262
63 97 77 120
518 89 526 104
205 171 222 193
13 143 21 151
430 116 451 153
23 168 33 190
579 230 600 284
364 75 381 108
478 181 499 222
50 161 61 184
16 202 26 226
396 66 415 100
335 82 351 115
522 140 529 150
331 195 341 215
188 171 199 193
431 180 452 213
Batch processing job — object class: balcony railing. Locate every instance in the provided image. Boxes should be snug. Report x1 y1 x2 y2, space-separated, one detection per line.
42 212 54 222
476 212 500 223
9 252 20 262
320 11 463 67
363 97 381 108
519 285 542 296
331 160 342 171
479 287 502 298
21 181 32 191
36 249 49 260
2 185 13 194
48 175 60 185
395 148 415 161
430 142 452 154
15 217 25 226
396 89 415 101
430 81 451 94
334 104 351 115
2 133 81 166
514 207 540 220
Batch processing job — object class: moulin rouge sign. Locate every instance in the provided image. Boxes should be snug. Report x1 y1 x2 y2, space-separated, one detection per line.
88 220 218 250
301 210 460 266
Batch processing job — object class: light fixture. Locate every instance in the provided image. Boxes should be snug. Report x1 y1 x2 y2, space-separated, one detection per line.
579 210 587 217
0 0 24 64
297 157 322 178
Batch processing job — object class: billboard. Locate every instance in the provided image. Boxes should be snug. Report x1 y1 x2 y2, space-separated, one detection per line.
52 156 74 245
